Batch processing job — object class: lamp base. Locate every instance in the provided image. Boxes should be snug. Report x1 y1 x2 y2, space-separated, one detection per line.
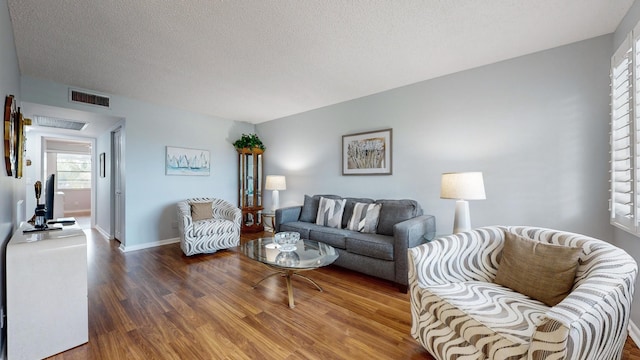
270 190 280 213
452 200 471 234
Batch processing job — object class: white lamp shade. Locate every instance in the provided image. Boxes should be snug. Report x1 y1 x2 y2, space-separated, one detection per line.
440 172 486 200
265 175 286 191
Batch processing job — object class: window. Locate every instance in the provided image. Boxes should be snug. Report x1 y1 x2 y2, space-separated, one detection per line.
611 23 640 235
57 153 92 189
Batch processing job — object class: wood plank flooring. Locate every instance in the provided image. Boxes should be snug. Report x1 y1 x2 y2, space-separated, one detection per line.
47 225 640 359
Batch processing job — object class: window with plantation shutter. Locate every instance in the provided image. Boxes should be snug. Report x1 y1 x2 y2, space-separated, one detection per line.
610 24 640 235
610 34 634 232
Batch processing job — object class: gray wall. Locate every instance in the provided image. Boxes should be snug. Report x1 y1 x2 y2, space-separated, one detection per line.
257 35 612 242
612 0 640 328
0 0 22 352
20 76 254 249
4 0 637 333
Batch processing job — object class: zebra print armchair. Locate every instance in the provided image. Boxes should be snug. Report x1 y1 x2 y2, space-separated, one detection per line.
177 198 242 256
408 226 637 360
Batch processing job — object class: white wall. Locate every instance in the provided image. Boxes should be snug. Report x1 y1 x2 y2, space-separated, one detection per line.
20 76 254 248
258 35 612 241
0 0 22 354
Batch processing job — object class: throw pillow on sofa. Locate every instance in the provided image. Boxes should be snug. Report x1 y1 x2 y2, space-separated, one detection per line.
347 202 381 233
316 197 346 228
494 231 582 306
190 201 213 221
375 199 422 236
300 194 343 222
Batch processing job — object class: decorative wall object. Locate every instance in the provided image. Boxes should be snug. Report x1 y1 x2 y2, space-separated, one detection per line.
166 146 210 176
15 112 26 179
99 152 106 178
4 95 15 176
3 95 28 178
342 128 392 175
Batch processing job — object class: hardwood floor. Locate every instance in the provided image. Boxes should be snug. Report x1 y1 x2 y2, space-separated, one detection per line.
47 225 640 359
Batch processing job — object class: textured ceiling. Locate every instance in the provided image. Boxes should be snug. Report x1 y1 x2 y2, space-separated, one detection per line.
7 0 634 124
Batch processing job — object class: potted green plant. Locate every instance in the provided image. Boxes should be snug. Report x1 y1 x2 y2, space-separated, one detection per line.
233 133 265 153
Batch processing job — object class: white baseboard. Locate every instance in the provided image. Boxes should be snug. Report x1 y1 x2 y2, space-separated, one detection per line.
94 225 111 240
119 237 180 253
629 320 640 348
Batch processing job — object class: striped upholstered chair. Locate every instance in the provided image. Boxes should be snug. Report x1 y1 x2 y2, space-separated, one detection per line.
408 226 637 360
177 198 241 256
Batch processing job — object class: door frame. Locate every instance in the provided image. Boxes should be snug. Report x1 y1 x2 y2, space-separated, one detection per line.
111 126 125 247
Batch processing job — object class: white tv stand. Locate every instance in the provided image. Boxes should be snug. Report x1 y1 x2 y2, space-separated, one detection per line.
6 220 88 359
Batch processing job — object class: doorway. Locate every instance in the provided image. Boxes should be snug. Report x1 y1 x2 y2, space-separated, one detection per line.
112 126 124 245
42 137 94 221
21 102 123 240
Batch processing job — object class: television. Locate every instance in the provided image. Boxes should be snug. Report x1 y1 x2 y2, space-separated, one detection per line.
45 174 55 220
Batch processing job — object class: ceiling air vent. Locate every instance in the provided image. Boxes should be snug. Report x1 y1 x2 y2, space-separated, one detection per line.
69 88 110 108
33 116 88 131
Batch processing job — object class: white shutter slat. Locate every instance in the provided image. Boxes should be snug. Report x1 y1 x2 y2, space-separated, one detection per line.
611 33 635 230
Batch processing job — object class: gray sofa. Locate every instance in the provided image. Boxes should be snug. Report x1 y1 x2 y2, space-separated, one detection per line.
275 194 436 292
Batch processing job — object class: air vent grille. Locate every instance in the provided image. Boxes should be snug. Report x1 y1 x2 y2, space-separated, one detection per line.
33 116 88 131
69 89 110 108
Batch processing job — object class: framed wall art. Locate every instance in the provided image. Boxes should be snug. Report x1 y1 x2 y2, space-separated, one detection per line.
342 128 392 175
166 146 210 176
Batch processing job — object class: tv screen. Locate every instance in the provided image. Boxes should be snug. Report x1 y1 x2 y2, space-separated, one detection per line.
45 174 55 220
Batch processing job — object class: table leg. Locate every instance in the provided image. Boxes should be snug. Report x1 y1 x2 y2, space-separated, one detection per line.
285 270 295 308
252 265 324 309
292 273 323 292
252 272 282 288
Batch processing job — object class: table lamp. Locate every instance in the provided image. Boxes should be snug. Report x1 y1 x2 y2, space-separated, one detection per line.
440 172 486 233
265 175 286 212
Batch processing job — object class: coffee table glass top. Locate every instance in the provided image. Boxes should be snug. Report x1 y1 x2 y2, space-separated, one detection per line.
240 237 338 269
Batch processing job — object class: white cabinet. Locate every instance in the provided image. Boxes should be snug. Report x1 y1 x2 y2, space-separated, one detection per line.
7 221 88 360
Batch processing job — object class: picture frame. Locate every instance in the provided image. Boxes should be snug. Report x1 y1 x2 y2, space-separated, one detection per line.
99 152 105 178
342 128 392 175
166 146 210 176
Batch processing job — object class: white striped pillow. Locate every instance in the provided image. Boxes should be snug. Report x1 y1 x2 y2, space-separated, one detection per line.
347 202 381 233
316 197 346 228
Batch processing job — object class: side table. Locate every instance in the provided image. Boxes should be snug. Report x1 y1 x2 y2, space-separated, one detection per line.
7 220 88 359
262 212 276 232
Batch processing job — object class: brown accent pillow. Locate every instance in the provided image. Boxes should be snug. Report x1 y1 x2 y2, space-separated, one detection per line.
494 232 582 306
190 202 213 221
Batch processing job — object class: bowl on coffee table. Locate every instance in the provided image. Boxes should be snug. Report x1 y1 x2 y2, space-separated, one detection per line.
274 231 300 252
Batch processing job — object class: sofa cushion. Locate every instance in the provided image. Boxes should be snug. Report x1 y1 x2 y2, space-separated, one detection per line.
346 202 381 233
279 221 316 239
316 197 346 228
299 194 342 223
375 199 421 236
345 232 393 260
190 201 212 221
341 197 375 228
494 232 582 307
309 227 351 249
421 280 547 358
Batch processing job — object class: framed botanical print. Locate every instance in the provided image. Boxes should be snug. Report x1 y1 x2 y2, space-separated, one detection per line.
342 128 392 175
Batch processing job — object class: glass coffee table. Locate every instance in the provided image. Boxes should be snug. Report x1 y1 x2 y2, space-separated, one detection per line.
240 237 338 308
